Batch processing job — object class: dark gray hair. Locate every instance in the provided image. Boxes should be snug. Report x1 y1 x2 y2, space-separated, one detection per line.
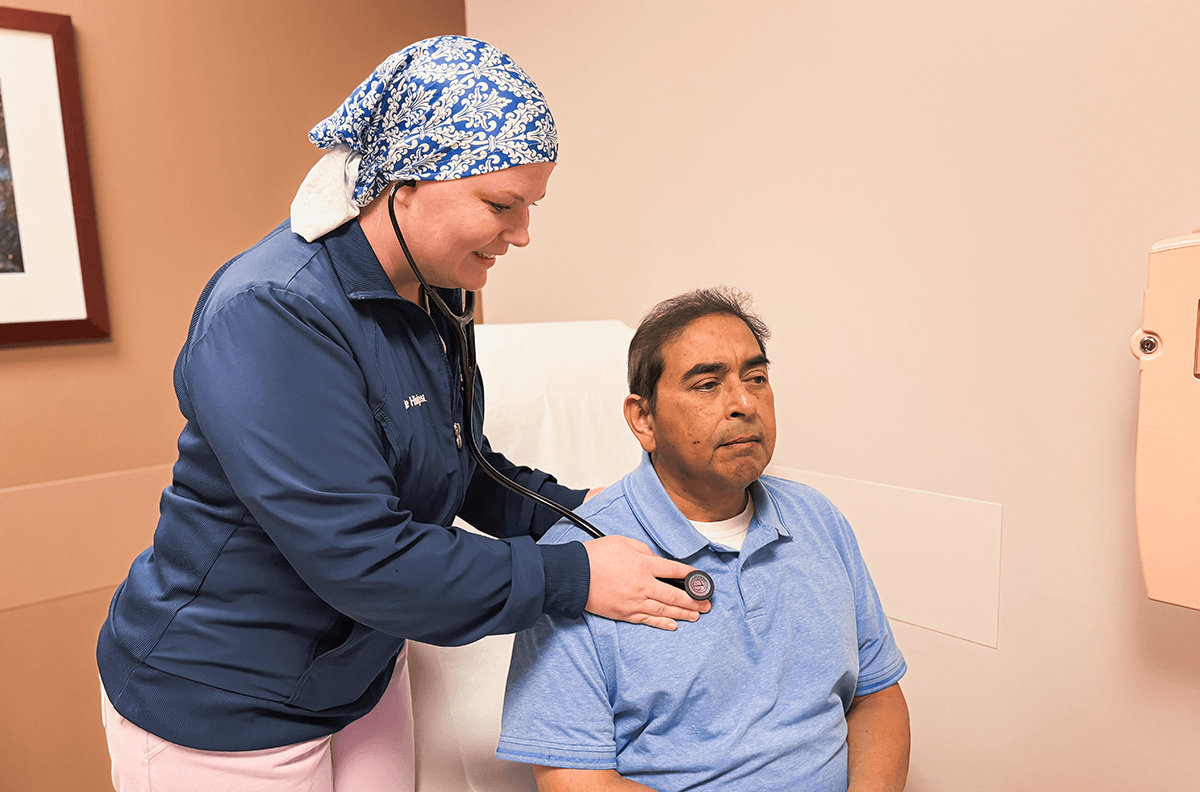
627 287 770 413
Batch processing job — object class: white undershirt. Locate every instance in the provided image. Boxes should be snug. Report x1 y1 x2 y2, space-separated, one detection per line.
689 493 754 552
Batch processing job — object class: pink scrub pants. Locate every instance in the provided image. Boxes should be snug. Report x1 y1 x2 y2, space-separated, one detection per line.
101 646 415 792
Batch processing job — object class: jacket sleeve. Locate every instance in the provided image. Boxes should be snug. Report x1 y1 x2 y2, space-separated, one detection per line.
181 284 578 644
458 442 591 619
457 439 588 540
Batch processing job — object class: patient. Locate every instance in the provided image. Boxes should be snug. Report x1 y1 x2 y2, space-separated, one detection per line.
496 288 910 791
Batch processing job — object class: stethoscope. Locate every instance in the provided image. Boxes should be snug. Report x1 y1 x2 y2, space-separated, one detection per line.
387 183 713 601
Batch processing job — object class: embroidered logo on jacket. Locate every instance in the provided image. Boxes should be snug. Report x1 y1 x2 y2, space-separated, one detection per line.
403 394 428 410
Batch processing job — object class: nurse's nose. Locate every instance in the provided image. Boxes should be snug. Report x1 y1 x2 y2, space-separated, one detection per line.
501 216 531 247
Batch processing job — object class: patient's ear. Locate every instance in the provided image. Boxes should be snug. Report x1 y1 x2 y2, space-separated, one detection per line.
623 394 657 453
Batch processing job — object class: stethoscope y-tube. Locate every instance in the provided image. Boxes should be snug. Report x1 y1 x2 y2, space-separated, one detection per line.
386 184 713 601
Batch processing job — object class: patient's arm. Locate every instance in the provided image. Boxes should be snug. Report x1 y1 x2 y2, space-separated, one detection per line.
533 766 658 791
845 683 911 792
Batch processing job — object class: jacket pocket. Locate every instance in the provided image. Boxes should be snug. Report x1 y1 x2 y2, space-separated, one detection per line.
285 621 403 712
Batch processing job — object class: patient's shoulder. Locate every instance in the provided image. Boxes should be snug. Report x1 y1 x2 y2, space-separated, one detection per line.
758 474 841 512
754 475 856 542
537 481 648 546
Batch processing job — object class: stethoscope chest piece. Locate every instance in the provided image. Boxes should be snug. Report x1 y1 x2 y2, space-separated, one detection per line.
661 570 714 601
685 570 714 600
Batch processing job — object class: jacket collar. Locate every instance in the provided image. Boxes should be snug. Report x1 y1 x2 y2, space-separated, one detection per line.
321 220 464 311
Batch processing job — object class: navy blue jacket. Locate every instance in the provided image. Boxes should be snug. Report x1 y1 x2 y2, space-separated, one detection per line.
97 220 589 751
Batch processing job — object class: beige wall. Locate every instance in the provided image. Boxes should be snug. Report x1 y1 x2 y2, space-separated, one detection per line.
0 2 465 789
468 1 1200 790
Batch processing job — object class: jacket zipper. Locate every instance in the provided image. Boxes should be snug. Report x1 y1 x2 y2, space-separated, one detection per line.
420 299 471 502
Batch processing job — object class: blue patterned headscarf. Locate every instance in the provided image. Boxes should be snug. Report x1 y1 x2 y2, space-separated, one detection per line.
291 36 557 240
311 36 557 204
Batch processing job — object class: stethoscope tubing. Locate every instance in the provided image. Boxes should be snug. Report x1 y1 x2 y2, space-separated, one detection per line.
386 185 712 601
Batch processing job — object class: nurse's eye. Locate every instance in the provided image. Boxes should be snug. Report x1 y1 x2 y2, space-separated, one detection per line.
487 201 513 213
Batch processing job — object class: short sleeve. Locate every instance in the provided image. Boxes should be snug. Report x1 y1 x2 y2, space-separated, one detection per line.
833 511 907 696
496 613 619 770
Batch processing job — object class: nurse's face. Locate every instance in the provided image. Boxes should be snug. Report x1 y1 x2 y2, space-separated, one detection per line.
386 162 554 295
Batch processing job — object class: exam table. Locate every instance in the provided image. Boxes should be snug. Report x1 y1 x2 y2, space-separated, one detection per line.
407 320 639 791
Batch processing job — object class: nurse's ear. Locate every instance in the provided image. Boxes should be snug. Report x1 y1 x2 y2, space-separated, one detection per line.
360 180 418 228
385 179 419 209
623 394 657 454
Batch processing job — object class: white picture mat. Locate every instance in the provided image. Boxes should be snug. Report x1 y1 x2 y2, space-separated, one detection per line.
767 465 1004 648
0 26 85 323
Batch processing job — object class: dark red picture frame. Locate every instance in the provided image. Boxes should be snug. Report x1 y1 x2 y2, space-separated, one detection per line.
0 7 107 347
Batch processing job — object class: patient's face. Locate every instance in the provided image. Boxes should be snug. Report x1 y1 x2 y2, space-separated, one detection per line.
642 313 776 517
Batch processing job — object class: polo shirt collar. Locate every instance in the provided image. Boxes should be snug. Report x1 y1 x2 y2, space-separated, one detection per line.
624 452 791 562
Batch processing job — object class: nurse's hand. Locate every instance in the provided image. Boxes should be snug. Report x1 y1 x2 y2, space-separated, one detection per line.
583 536 711 630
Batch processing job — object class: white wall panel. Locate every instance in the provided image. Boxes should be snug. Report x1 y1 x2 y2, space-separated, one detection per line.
768 465 1003 648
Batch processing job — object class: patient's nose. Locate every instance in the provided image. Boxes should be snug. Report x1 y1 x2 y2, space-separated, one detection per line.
728 381 756 417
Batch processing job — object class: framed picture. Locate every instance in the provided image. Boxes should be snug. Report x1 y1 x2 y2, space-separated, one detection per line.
0 7 107 347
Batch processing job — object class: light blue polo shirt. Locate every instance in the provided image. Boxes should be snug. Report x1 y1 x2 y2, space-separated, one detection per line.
497 453 906 790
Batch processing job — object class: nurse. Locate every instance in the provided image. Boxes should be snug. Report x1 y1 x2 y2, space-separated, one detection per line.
97 36 708 792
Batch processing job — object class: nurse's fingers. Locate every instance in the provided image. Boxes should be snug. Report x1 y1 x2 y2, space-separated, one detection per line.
639 581 715 629
583 536 712 630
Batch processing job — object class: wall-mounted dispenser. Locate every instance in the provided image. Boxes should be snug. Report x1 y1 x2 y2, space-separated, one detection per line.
1131 232 1200 611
